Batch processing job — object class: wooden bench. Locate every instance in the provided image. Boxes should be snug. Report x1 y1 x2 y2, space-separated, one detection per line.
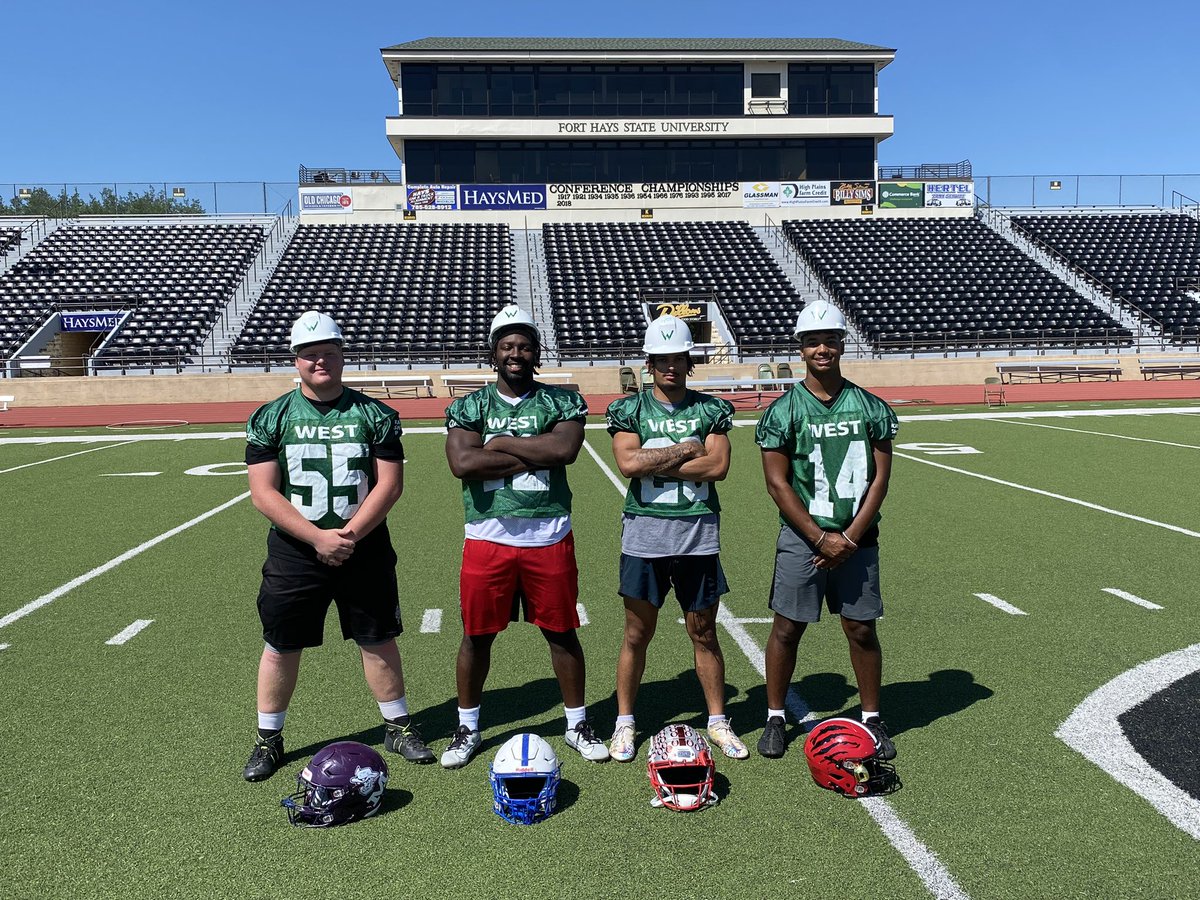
995 362 1123 384
293 375 433 398
700 376 805 408
440 372 576 397
1137 357 1200 380
0 394 13 412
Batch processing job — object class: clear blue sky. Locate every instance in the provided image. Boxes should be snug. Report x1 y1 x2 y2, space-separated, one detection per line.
1 0 1195 183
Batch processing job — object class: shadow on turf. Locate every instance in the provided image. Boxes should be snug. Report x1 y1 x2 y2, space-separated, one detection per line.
725 668 993 753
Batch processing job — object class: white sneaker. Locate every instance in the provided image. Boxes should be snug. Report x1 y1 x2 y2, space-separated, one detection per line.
609 722 637 762
707 718 749 760
440 725 482 769
565 720 610 762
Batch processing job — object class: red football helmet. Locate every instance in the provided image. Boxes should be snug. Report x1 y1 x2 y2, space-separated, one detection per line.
646 724 718 811
804 717 900 797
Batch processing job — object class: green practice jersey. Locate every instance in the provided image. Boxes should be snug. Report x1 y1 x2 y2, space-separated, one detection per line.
755 381 898 531
605 389 733 518
446 382 588 522
246 388 403 529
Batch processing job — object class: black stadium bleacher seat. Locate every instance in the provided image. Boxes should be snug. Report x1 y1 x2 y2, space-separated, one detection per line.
0 228 21 254
783 217 1132 350
1011 212 1200 339
232 223 514 361
543 221 802 353
0 223 266 361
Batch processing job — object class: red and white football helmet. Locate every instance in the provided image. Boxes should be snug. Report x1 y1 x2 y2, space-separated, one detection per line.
646 724 717 811
804 717 900 797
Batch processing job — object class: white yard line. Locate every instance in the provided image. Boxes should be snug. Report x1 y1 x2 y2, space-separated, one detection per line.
1101 588 1163 611
973 593 1029 616
0 440 139 474
583 435 968 900
99 472 162 477
419 609 443 633
106 619 154 645
576 603 590 626
0 492 251 630
1056 643 1200 840
893 452 1200 539
988 418 1200 450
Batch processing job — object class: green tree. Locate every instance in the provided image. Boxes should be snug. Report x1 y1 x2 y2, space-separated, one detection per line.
1 185 204 216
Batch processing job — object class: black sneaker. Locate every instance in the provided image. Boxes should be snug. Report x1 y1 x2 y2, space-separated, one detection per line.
243 733 284 782
863 717 897 761
385 721 435 763
757 716 787 759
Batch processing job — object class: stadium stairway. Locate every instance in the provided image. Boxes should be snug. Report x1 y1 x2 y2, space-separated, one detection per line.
513 228 560 357
755 225 866 347
0 217 72 275
978 208 1163 347
203 213 301 369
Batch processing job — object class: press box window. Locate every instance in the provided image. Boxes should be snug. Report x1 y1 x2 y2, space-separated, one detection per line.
751 73 782 98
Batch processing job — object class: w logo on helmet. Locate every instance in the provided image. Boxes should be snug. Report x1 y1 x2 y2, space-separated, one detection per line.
661 329 674 339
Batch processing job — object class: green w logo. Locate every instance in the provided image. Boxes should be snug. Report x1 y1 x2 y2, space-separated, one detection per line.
305 318 318 331
662 329 674 339
504 308 517 318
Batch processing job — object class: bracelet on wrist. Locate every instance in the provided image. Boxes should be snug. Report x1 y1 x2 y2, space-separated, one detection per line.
814 532 828 549
841 533 858 549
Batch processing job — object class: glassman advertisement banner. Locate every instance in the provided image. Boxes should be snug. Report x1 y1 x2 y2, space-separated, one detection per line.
878 182 924 208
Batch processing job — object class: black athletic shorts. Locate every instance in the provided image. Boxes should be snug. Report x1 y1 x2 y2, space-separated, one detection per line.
256 525 402 652
618 552 728 612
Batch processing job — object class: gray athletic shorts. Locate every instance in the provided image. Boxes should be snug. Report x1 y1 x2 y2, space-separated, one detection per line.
768 526 883 623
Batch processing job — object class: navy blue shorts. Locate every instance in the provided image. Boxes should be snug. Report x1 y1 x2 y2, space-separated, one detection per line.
256 526 402 652
618 553 728 611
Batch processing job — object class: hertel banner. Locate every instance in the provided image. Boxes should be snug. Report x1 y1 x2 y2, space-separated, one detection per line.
924 181 974 208
61 311 122 332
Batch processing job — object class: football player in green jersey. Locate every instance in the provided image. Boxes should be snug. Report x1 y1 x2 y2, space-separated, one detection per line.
604 315 748 762
241 311 434 782
754 302 900 762
442 305 608 768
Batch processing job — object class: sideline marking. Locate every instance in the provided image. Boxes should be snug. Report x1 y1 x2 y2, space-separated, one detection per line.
0 440 138 473
1056 643 1200 840
1102 588 1163 611
420 609 442 633
973 593 1028 616
990 418 1200 450
99 472 162 477
0 492 251 630
894 453 1200 539
584 436 967 900
106 619 154 645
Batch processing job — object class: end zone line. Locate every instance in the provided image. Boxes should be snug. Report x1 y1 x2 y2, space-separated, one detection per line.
584 436 968 900
988 418 1200 450
1102 588 1163 611
0 439 139 474
894 452 1200 539
106 619 154 645
0 491 252 631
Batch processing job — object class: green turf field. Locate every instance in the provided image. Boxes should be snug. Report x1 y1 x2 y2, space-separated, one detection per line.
2 402 1199 900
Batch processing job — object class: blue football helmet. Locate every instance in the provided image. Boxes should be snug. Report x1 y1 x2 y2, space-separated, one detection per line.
489 733 561 825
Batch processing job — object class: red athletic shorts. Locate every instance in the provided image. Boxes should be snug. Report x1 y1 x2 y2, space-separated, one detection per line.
459 532 580 636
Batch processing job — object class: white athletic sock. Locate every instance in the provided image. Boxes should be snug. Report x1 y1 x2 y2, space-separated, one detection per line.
615 714 635 728
707 714 727 729
767 708 786 723
861 711 880 723
258 710 286 732
564 705 587 730
458 705 481 731
378 696 409 721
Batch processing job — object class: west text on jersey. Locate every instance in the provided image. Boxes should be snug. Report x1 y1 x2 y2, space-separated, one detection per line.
809 420 863 438
293 424 360 440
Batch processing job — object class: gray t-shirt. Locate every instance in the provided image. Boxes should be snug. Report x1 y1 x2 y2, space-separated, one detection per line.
621 511 720 558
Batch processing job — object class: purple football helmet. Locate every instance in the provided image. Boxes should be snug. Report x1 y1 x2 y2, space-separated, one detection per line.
281 741 388 827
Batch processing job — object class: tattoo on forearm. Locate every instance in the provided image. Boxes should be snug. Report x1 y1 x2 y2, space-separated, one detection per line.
636 442 700 475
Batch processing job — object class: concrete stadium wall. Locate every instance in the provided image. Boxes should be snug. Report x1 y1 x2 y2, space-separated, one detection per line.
1 354 1134 408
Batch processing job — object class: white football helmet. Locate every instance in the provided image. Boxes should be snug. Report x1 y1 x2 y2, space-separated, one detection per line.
646 724 717 811
488 304 540 345
489 733 561 825
792 301 847 339
643 315 695 354
290 310 344 352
